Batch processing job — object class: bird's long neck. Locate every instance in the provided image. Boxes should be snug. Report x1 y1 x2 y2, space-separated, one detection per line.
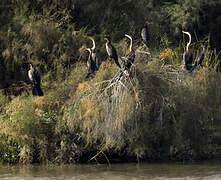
129 38 133 52
29 64 33 71
86 48 92 59
184 32 191 52
106 39 110 45
91 39 95 51
186 37 191 52
89 37 96 51
125 34 133 52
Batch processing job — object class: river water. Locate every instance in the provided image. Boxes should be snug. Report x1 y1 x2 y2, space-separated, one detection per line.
0 162 221 180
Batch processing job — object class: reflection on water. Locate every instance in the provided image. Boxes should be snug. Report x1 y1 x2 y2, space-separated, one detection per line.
0 162 221 180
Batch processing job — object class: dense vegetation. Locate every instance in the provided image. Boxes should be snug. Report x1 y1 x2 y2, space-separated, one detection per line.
0 0 221 164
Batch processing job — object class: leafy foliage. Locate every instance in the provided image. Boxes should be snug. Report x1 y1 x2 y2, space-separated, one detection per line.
0 0 221 164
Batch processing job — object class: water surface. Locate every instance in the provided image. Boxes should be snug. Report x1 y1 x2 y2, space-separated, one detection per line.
0 162 221 180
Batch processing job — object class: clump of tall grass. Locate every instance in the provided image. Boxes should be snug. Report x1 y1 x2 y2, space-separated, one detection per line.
0 93 60 164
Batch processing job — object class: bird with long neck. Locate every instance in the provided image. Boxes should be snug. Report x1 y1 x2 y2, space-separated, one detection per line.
141 21 152 47
28 63 44 96
124 34 135 63
104 36 121 69
182 31 194 71
88 36 99 70
121 34 135 74
85 48 96 79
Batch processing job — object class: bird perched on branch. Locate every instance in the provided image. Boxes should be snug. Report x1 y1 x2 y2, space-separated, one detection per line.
28 64 44 96
88 36 100 71
121 34 135 72
104 36 121 69
141 21 152 47
85 48 97 79
182 31 194 72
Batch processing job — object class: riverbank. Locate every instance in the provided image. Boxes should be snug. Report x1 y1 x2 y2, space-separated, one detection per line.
0 61 221 164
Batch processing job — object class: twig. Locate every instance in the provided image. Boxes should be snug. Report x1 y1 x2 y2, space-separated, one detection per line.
88 150 111 166
118 80 129 91
101 151 111 166
88 150 102 162
136 50 151 55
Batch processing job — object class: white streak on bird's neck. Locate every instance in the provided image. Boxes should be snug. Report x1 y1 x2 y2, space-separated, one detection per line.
182 31 191 52
88 37 96 51
125 34 133 52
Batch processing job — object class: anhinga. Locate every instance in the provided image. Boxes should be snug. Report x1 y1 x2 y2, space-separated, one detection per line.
121 34 135 71
182 31 194 72
104 36 121 69
85 48 97 79
141 21 151 47
88 36 100 71
28 64 44 96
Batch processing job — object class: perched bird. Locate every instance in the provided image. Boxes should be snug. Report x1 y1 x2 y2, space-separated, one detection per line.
192 45 206 70
182 31 194 72
85 48 97 79
28 64 44 96
104 36 121 69
121 34 135 71
141 21 152 47
88 36 100 71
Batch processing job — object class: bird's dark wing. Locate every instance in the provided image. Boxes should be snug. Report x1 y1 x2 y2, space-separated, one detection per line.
183 51 193 65
109 44 121 68
32 83 44 96
86 57 96 79
94 56 100 71
88 55 96 74
121 51 135 70
91 52 99 70
126 51 135 63
33 69 41 85
183 51 194 71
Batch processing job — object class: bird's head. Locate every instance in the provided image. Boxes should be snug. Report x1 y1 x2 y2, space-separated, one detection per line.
29 63 33 69
87 36 94 41
182 30 191 36
145 20 152 25
87 36 96 50
104 36 111 42
125 34 132 40
85 48 91 54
